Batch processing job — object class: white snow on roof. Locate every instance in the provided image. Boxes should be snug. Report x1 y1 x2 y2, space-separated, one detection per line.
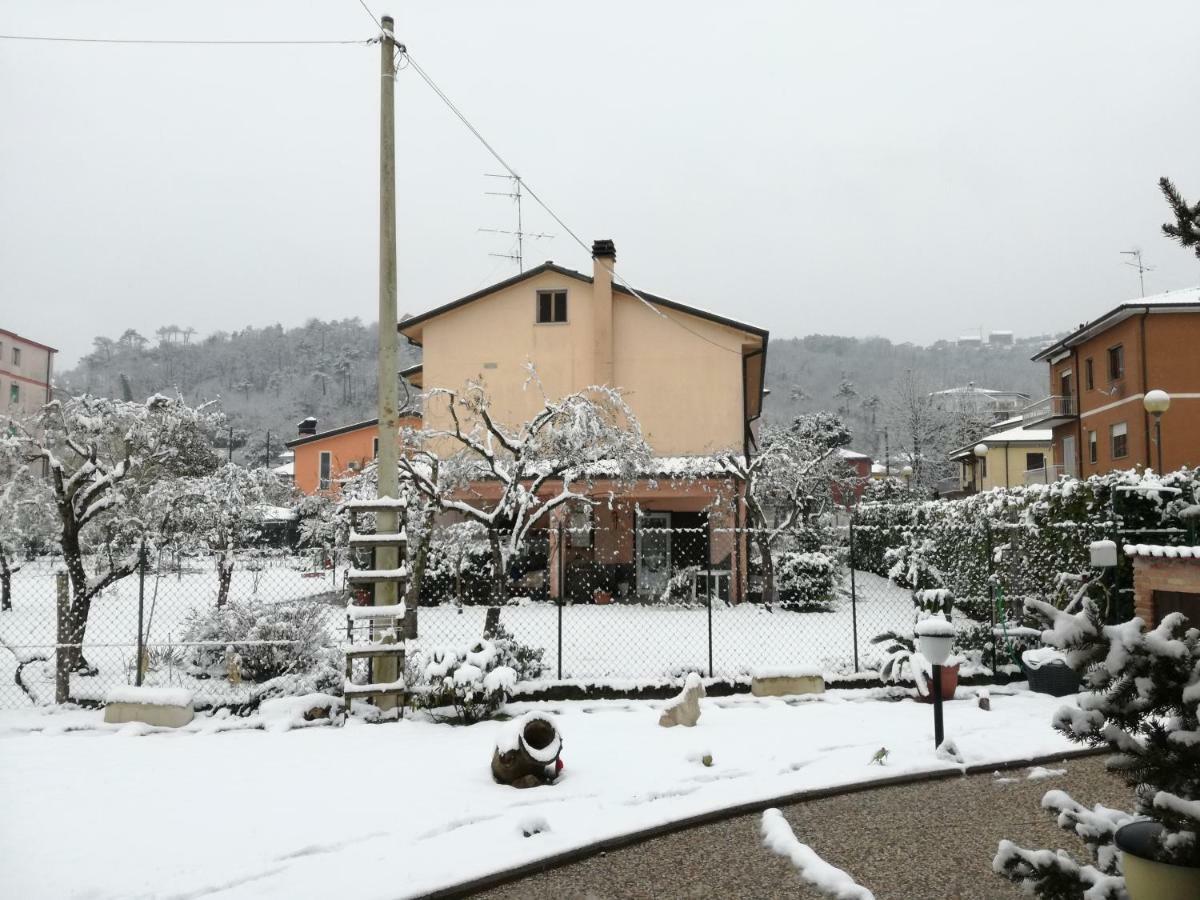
1124 544 1200 560
272 462 294 477
838 448 871 461
979 424 1052 443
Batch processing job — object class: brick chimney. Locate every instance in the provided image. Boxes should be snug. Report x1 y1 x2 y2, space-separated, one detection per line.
592 239 616 386
297 416 317 437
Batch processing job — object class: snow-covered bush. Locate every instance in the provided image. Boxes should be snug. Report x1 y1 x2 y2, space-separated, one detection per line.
992 597 1200 896
776 551 838 612
418 640 518 724
857 467 1200 627
180 598 337 684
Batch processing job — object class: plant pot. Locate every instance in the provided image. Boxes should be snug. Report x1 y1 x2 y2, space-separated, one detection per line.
1115 821 1200 900
1022 660 1080 697
916 663 959 703
593 590 613 605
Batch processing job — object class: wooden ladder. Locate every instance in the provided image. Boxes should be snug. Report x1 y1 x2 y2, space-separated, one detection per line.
343 498 410 717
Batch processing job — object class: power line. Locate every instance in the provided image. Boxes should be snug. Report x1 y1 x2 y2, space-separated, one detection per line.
0 33 373 45
400 49 747 357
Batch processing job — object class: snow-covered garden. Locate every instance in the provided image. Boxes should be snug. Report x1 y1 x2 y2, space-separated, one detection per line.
0 685 1084 899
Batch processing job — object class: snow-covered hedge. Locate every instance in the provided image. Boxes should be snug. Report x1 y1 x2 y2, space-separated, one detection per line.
418 640 518 724
854 468 1199 621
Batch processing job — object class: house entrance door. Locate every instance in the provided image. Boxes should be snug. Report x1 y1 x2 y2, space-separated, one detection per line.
637 511 672 597
1063 435 1077 479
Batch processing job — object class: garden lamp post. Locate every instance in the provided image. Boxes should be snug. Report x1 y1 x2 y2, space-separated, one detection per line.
973 443 988 493
901 464 913 487
1143 390 1170 474
916 615 955 749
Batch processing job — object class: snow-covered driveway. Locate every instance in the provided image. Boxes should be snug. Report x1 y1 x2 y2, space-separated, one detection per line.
0 688 1079 899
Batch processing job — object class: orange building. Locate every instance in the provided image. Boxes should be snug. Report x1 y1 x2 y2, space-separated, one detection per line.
1024 289 1200 477
286 415 420 495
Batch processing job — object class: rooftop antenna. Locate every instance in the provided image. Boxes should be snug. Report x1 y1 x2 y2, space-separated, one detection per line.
1120 248 1153 298
479 173 553 272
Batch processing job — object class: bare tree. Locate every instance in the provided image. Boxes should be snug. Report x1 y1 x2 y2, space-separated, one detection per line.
398 378 650 604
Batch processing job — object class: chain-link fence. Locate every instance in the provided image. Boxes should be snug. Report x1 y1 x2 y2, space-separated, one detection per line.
0 550 345 709
3 511 1190 709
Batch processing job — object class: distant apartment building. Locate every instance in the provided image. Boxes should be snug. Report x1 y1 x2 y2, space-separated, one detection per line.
0 328 56 418
1023 288 1200 477
931 384 1032 422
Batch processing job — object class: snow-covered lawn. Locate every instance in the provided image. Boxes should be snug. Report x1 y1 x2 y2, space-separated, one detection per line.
0 686 1082 899
1 560 924 707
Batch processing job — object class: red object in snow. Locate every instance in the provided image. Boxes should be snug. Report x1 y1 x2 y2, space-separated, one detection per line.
555 758 564 773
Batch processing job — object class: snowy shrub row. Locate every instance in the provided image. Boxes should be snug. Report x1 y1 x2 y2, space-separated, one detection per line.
854 467 1200 621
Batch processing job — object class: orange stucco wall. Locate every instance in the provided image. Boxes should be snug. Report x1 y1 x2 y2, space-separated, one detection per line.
292 416 420 495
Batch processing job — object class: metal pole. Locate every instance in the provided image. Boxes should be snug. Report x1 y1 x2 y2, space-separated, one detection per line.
55 570 69 704
1155 415 1163 475
932 664 944 748
227 425 233 463
136 545 146 686
265 431 271 469
373 14 401 697
850 517 859 672
706 518 713 678
557 519 564 680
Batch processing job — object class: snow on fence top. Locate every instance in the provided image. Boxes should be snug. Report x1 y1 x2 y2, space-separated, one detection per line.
1124 544 1200 559
104 686 194 707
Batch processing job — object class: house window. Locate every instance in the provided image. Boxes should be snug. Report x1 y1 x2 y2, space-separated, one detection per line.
8 383 18 405
373 437 379 458
1111 422 1128 459
1085 358 1094 390
536 290 567 324
12 346 20 366
318 451 332 490
1025 452 1045 472
1108 345 1124 381
1088 430 1098 464
981 456 988 478
567 505 593 548
1059 370 1071 399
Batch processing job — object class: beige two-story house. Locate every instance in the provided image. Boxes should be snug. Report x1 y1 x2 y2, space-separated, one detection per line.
398 240 768 602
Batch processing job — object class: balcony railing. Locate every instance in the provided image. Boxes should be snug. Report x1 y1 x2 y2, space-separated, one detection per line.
1024 463 1079 485
1022 394 1076 425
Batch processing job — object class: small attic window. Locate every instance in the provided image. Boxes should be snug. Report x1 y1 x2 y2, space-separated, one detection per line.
536 290 567 324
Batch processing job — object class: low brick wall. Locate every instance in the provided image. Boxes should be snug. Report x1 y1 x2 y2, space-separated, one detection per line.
1130 556 1200 625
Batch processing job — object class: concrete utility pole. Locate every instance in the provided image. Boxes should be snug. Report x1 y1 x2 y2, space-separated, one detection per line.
376 12 401 611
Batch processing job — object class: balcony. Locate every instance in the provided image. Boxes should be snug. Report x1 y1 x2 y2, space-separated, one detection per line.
1023 465 1070 485
1022 395 1077 428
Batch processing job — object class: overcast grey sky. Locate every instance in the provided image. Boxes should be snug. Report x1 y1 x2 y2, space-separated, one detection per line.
2 0 1197 368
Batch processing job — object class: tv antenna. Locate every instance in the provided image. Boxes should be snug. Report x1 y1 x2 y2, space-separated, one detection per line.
479 173 553 272
1120 248 1154 298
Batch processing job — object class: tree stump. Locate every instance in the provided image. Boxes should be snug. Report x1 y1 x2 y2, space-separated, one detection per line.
492 713 562 789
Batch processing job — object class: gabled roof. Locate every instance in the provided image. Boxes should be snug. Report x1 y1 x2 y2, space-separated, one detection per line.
1031 287 1200 362
397 261 768 344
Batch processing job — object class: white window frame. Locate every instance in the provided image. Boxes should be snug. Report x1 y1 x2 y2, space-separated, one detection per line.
318 451 332 490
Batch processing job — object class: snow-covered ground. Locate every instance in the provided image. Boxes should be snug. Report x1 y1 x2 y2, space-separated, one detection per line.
1 560 923 706
0 686 1081 899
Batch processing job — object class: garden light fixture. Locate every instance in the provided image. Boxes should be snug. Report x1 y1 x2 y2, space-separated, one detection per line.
916 614 956 748
973 443 988 493
1142 389 1170 474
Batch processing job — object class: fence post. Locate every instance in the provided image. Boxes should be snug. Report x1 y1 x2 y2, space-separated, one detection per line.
136 544 147 686
706 518 713 678
984 520 996 675
557 519 564 681
55 570 69 704
849 516 859 673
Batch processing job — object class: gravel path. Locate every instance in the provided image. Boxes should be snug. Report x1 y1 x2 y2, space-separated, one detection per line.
474 754 1127 900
